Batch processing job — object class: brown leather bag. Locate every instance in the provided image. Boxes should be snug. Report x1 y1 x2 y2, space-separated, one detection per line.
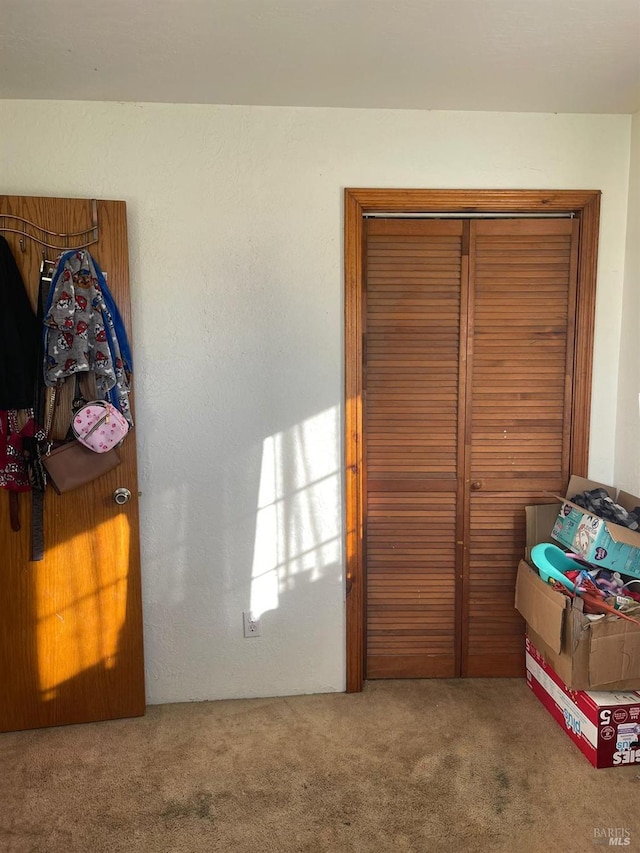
43 440 120 494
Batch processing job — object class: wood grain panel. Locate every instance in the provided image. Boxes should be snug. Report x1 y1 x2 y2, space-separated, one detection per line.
344 189 365 692
463 219 579 676
0 196 144 731
366 492 457 678
365 233 462 479
464 493 560 677
364 221 462 677
469 219 576 485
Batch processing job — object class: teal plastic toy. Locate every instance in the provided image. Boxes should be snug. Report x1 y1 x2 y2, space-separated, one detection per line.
530 543 577 593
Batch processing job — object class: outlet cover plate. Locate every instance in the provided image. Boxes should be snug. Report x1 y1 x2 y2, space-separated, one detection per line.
243 611 261 638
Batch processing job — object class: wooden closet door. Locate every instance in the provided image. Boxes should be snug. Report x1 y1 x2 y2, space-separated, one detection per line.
463 218 578 676
363 216 579 680
364 219 465 678
0 196 145 731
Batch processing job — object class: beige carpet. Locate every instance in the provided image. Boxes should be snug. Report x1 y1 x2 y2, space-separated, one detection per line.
1 679 639 853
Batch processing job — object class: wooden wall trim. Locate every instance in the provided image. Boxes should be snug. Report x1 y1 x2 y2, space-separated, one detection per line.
345 189 365 692
344 188 601 213
344 188 601 693
571 194 600 475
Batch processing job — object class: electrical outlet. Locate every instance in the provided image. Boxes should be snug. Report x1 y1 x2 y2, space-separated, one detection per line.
243 611 261 638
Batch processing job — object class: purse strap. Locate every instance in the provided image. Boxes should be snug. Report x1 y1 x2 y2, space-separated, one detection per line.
48 372 98 442
29 262 55 561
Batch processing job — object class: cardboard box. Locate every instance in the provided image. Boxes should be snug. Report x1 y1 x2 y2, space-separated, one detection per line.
525 502 561 565
526 637 640 768
551 475 640 579
515 559 640 690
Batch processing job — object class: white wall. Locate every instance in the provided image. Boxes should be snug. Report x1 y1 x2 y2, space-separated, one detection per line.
615 111 640 494
0 102 632 703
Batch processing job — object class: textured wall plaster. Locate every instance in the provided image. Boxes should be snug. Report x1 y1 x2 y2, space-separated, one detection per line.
615 112 640 493
0 101 632 702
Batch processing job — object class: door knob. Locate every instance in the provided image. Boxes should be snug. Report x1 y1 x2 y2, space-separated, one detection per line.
113 487 132 505
470 481 482 490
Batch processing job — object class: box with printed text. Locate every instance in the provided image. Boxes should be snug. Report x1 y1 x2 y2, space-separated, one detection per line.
551 475 640 579
526 637 640 769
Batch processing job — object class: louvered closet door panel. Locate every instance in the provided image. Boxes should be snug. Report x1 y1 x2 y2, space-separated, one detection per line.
464 219 579 677
364 219 464 678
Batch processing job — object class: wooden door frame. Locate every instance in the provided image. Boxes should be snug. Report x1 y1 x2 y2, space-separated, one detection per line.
344 188 601 693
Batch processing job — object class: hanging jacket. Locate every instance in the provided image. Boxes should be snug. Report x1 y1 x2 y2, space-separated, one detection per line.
0 236 39 410
43 249 133 426
0 237 39 498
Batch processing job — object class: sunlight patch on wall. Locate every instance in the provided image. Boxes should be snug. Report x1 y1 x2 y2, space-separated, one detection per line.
250 405 341 618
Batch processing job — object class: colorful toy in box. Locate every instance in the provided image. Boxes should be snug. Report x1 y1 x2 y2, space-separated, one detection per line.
529 543 640 626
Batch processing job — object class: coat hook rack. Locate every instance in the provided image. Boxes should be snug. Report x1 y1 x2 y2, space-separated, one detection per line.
0 199 99 253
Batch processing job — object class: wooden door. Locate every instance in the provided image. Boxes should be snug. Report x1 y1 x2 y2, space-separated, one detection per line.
463 218 578 676
363 216 579 679
0 195 145 732
365 219 465 677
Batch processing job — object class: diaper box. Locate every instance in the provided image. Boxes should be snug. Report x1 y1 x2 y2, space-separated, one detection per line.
551 475 640 579
526 636 640 769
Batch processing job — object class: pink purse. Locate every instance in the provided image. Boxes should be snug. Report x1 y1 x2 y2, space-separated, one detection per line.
72 401 129 453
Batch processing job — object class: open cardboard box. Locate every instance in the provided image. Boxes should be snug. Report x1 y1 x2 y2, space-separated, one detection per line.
515 482 640 690
551 475 640 579
515 559 640 690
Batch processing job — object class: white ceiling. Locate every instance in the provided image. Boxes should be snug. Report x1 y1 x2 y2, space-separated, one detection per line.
3 0 640 114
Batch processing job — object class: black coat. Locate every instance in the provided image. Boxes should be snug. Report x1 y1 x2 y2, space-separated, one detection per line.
0 236 39 409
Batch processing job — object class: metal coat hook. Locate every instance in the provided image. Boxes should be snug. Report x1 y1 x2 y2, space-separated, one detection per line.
0 200 100 253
